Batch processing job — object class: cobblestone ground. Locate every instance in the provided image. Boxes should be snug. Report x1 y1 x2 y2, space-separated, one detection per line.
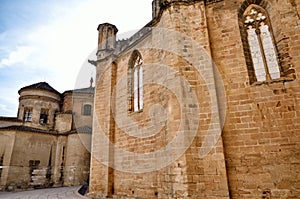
0 186 89 199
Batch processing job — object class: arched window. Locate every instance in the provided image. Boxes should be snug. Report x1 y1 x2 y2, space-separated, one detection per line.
83 104 92 116
241 4 280 83
128 50 143 112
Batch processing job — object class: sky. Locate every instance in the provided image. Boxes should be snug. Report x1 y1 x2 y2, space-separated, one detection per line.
0 0 152 116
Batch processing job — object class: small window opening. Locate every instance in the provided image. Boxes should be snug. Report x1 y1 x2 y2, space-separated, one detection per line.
24 107 33 122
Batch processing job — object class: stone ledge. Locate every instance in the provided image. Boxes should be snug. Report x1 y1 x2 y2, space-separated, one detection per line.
251 77 295 86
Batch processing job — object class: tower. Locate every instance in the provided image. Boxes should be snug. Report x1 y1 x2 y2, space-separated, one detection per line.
96 23 118 60
152 0 160 19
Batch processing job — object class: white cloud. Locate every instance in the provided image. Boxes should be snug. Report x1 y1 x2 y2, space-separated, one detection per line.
0 46 35 68
0 0 153 115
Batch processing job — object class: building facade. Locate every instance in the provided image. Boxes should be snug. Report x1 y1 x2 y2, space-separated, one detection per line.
89 0 300 198
0 82 93 191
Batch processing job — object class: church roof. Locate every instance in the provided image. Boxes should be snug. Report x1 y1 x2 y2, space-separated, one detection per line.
74 126 92 134
0 117 21 122
73 87 95 94
0 125 58 135
0 125 92 135
18 82 61 95
63 87 95 95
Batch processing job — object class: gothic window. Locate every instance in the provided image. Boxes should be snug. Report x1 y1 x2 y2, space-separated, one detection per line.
128 50 143 112
242 4 280 83
39 108 49 124
23 107 33 122
83 104 92 116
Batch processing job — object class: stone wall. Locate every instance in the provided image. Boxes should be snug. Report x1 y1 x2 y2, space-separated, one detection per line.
206 0 300 198
18 89 61 130
72 93 94 129
63 91 94 130
4 131 57 190
51 135 68 187
0 84 93 191
0 131 15 191
0 129 91 191
55 113 72 133
0 119 22 128
90 0 300 198
89 1 229 198
63 133 91 186
62 92 73 113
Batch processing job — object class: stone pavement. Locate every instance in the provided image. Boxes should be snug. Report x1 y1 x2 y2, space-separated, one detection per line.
0 186 89 199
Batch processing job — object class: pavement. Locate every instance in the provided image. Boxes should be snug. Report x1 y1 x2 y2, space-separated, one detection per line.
0 186 89 199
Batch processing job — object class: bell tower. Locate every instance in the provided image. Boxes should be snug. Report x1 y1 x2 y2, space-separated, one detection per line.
96 23 118 59
152 0 160 19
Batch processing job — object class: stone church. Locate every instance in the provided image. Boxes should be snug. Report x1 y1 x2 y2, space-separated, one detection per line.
0 0 299 198
89 0 300 198
0 82 93 191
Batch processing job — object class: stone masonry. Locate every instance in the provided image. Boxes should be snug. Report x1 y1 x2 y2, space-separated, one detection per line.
89 0 300 198
0 82 93 191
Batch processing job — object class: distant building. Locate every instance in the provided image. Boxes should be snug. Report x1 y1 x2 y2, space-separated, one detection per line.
0 82 93 191
89 0 300 198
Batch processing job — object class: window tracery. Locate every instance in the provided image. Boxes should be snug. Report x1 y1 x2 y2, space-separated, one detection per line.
243 5 280 82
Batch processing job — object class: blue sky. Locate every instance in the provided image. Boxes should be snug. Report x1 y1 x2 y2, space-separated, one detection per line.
0 0 152 116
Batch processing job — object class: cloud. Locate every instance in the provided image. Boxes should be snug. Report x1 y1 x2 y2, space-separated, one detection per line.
0 46 35 68
0 0 152 115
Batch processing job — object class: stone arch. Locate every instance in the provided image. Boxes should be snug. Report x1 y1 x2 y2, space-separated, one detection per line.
128 50 143 69
238 0 280 84
127 50 143 112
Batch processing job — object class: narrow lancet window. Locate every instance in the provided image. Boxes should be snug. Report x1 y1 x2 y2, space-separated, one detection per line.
129 50 143 112
243 5 280 82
